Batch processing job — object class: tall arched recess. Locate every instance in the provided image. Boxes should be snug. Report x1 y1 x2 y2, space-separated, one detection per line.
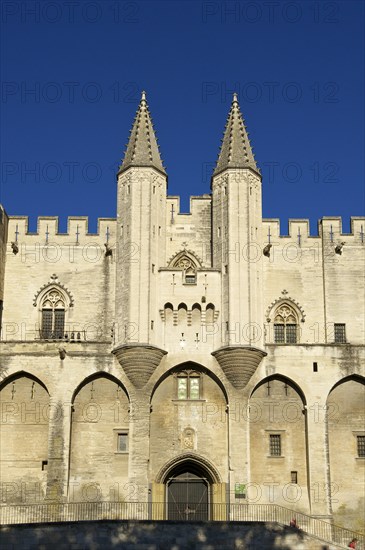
68 374 129 502
249 375 310 513
0 373 49 503
149 362 227 520
327 375 365 531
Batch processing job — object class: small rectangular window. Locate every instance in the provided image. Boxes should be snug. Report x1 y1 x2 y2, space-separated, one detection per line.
357 436 365 457
117 433 128 453
334 323 346 343
269 434 281 456
313 362 318 372
152 264 155 273
291 471 298 484
185 275 196 284
177 374 200 400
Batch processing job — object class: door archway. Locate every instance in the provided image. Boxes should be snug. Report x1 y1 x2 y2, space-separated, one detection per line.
153 453 225 521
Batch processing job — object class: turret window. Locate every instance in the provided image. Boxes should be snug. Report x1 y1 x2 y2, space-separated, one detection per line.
170 253 198 285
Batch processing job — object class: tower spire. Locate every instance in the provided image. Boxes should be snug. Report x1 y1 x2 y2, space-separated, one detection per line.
213 93 260 177
118 91 166 176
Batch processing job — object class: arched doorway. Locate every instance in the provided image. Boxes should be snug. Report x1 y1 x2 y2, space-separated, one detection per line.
153 454 225 521
166 462 211 520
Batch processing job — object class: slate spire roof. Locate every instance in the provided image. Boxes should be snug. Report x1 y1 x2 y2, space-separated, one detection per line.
213 93 260 177
119 91 167 176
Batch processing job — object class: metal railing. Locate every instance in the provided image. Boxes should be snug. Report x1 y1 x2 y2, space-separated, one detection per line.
0 502 363 548
38 329 87 341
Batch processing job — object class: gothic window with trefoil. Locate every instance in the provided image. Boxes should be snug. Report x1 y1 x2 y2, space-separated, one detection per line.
34 276 74 340
41 289 66 339
273 304 298 344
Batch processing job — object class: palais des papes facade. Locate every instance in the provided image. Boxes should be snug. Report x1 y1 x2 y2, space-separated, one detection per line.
0 92 364 527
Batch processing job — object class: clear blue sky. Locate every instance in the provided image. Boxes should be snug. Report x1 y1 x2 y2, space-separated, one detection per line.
1 0 364 234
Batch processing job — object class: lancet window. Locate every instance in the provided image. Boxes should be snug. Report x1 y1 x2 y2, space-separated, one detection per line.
273 304 298 344
40 289 66 339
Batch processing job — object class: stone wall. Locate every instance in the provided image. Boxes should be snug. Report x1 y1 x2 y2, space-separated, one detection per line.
0 205 8 335
0 520 348 550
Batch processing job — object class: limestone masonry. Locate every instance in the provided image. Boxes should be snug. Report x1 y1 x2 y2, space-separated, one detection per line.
0 92 364 530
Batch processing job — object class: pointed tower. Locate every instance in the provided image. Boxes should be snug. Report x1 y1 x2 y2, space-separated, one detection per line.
114 92 167 387
213 93 260 178
118 91 167 176
211 94 265 373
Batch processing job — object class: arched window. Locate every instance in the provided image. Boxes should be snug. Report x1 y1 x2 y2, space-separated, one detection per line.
169 251 201 285
41 288 66 339
176 370 201 400
175 256 196 284
273 304 298 344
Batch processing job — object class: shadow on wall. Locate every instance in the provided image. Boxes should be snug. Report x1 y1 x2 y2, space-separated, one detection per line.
333 498 365 534
0 520 331 550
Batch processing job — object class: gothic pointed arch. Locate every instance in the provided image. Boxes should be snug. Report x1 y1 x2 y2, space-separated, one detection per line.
0 370 49 394
150 361 228 404
155 452 222 484
33 274 74 340
250 373 306 404
265 295 305 324
168 250 202 270
33 274 74 308
266 295 305 344
71 372 130 404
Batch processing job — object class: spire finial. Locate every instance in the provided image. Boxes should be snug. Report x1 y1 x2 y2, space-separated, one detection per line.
118 92 166 176
212 95 260 178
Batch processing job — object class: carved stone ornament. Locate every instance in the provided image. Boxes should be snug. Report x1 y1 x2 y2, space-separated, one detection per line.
33 275 74 308
182 428 195 450
265 296 305 323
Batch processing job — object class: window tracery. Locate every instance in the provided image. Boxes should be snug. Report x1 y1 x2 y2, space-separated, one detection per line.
40 288 66 339
169 251 202 285
273 303 298 344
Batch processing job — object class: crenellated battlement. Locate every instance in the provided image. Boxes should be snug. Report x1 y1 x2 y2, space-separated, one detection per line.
7 216 117 244
166 194 211 219
262 217 365 243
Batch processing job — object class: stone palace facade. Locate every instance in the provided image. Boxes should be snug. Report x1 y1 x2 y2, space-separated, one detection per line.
0 92 364 528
